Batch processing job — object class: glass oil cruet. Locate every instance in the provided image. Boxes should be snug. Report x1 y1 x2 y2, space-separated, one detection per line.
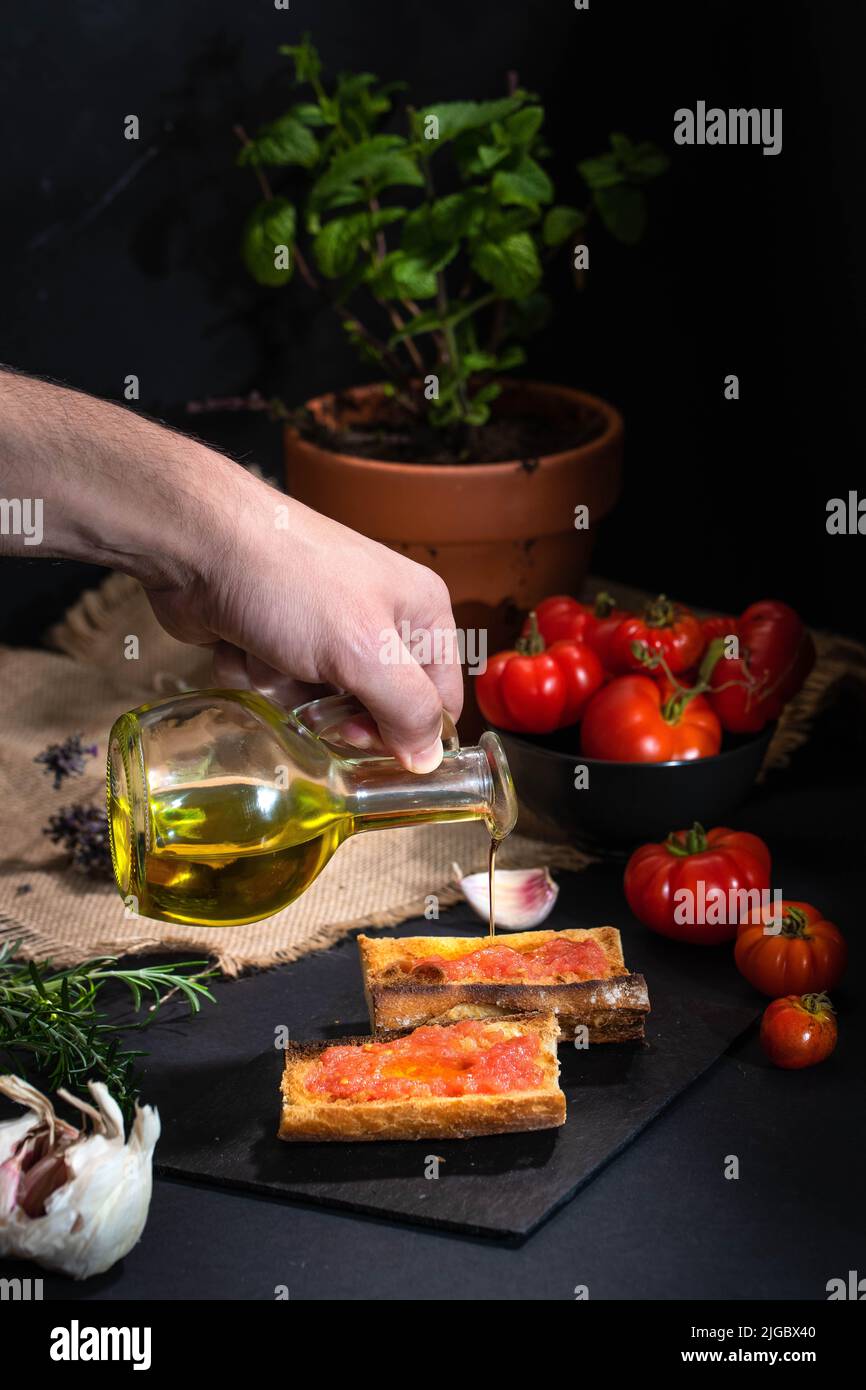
106 691 517 928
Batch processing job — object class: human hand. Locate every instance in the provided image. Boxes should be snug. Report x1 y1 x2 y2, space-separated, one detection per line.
0 370 461 769
147 470 463 772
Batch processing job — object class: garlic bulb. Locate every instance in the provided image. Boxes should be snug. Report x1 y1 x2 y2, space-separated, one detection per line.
0 1076 159 1280
455 864 559 930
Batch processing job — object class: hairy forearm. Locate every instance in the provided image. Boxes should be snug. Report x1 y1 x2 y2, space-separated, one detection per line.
0 368 246 589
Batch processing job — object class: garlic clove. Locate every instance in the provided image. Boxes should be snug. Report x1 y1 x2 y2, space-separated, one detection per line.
456 865 559 930
0 1076 159 1280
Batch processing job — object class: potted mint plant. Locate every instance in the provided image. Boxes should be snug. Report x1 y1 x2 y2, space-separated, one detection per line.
238 33 667 659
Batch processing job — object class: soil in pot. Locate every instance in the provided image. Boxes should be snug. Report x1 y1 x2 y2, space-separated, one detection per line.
293 385 608 466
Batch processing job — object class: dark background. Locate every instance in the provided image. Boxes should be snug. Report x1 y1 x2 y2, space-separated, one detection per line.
1 0 863 642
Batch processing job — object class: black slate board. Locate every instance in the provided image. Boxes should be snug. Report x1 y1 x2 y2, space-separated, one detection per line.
154 874 761 1240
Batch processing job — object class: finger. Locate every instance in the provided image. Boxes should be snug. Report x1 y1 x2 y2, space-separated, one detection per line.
346 634 446 773
212 641 252 689
396 576 465 726
335 713 388 753
211 644 330 711
420 621 465 726
244 654 332 710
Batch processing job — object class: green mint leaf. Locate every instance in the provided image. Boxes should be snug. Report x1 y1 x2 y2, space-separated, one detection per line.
503 105 545 147
367 249 444 300
482 205 539 238
470 231 541 298
491 155 554 210
293 103 329 127
495 344 527 370
417 96 525 143
278 33 322 84
238 113 319 169
578 152 623 190
610 132 635 160
313 207 406 278
624 140 670 181
242 199 297 287
455 135 513 176
461 349 499 374
593 184 647 244
473 381 503 406
310 134 423 211
507 291 552 338
542 205 587 246
402 191 487 256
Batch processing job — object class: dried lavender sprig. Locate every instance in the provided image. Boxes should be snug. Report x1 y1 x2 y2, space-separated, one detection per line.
44 803 111 876
34 734 98 790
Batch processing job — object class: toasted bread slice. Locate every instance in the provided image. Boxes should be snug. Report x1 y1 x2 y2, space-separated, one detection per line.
278 1012 565 1142
358 927 650 1042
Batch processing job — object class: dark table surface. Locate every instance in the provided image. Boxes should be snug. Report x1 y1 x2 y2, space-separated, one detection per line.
3 698 865 1302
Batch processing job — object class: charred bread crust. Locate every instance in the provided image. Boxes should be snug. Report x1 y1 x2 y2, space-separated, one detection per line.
278 1011 565 1142
357 930 650 1042
364 974 650 1041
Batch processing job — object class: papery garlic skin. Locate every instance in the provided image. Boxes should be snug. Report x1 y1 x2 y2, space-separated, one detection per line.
0 1077 159 1281
457 866 559 930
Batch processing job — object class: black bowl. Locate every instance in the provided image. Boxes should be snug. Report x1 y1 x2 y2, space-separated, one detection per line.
499 724 775 856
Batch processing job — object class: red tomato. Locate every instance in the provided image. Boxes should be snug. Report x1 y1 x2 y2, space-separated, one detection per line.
701 614 738 645
604 595 706 676
499 651 567 734
528 596 593 645
475 650 522 730
706 600 815 733
624 823 771 945
547 640 604 724
580 674 722 763
528 592 625 648
734 900 847 997
476 617 603 734
586 610 628 671
760 993 838 1070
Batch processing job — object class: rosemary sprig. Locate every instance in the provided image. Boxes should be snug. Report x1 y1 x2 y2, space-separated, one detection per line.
0 939 217 1121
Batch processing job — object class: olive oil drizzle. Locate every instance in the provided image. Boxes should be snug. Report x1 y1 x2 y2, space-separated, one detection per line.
488 836 498 938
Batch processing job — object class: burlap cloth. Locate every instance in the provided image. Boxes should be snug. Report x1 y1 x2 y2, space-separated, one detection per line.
1 573 864 975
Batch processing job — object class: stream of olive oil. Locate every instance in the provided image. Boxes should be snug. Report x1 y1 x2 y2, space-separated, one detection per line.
488 836 498 938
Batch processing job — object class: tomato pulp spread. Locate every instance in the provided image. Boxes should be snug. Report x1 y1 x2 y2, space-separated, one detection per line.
410 936 611 984
304 1021 544 1102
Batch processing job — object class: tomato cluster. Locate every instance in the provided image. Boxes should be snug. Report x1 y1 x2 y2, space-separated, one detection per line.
623 823 846 1070
477 591 813 761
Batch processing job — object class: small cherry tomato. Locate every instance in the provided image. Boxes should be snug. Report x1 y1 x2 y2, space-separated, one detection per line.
760 993 838 1069
734 900 847 997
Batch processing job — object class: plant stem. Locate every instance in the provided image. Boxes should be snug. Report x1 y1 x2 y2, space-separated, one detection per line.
233 124 274 202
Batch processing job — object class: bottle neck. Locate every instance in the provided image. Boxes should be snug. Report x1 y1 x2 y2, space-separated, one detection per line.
347 746 498 835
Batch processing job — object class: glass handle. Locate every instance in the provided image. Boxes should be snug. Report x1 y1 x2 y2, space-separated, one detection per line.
293 693 460 756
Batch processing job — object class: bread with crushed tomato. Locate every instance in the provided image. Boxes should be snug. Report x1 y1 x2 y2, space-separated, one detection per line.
278 1011 565 1142
357 927 650 1042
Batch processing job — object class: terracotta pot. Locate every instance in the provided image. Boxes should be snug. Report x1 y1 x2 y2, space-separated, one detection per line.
285 380 624 734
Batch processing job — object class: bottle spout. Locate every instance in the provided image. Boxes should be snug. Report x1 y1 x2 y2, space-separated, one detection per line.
479 731 518 840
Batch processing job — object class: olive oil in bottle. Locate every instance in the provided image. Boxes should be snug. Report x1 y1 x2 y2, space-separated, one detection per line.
107 690 517 929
